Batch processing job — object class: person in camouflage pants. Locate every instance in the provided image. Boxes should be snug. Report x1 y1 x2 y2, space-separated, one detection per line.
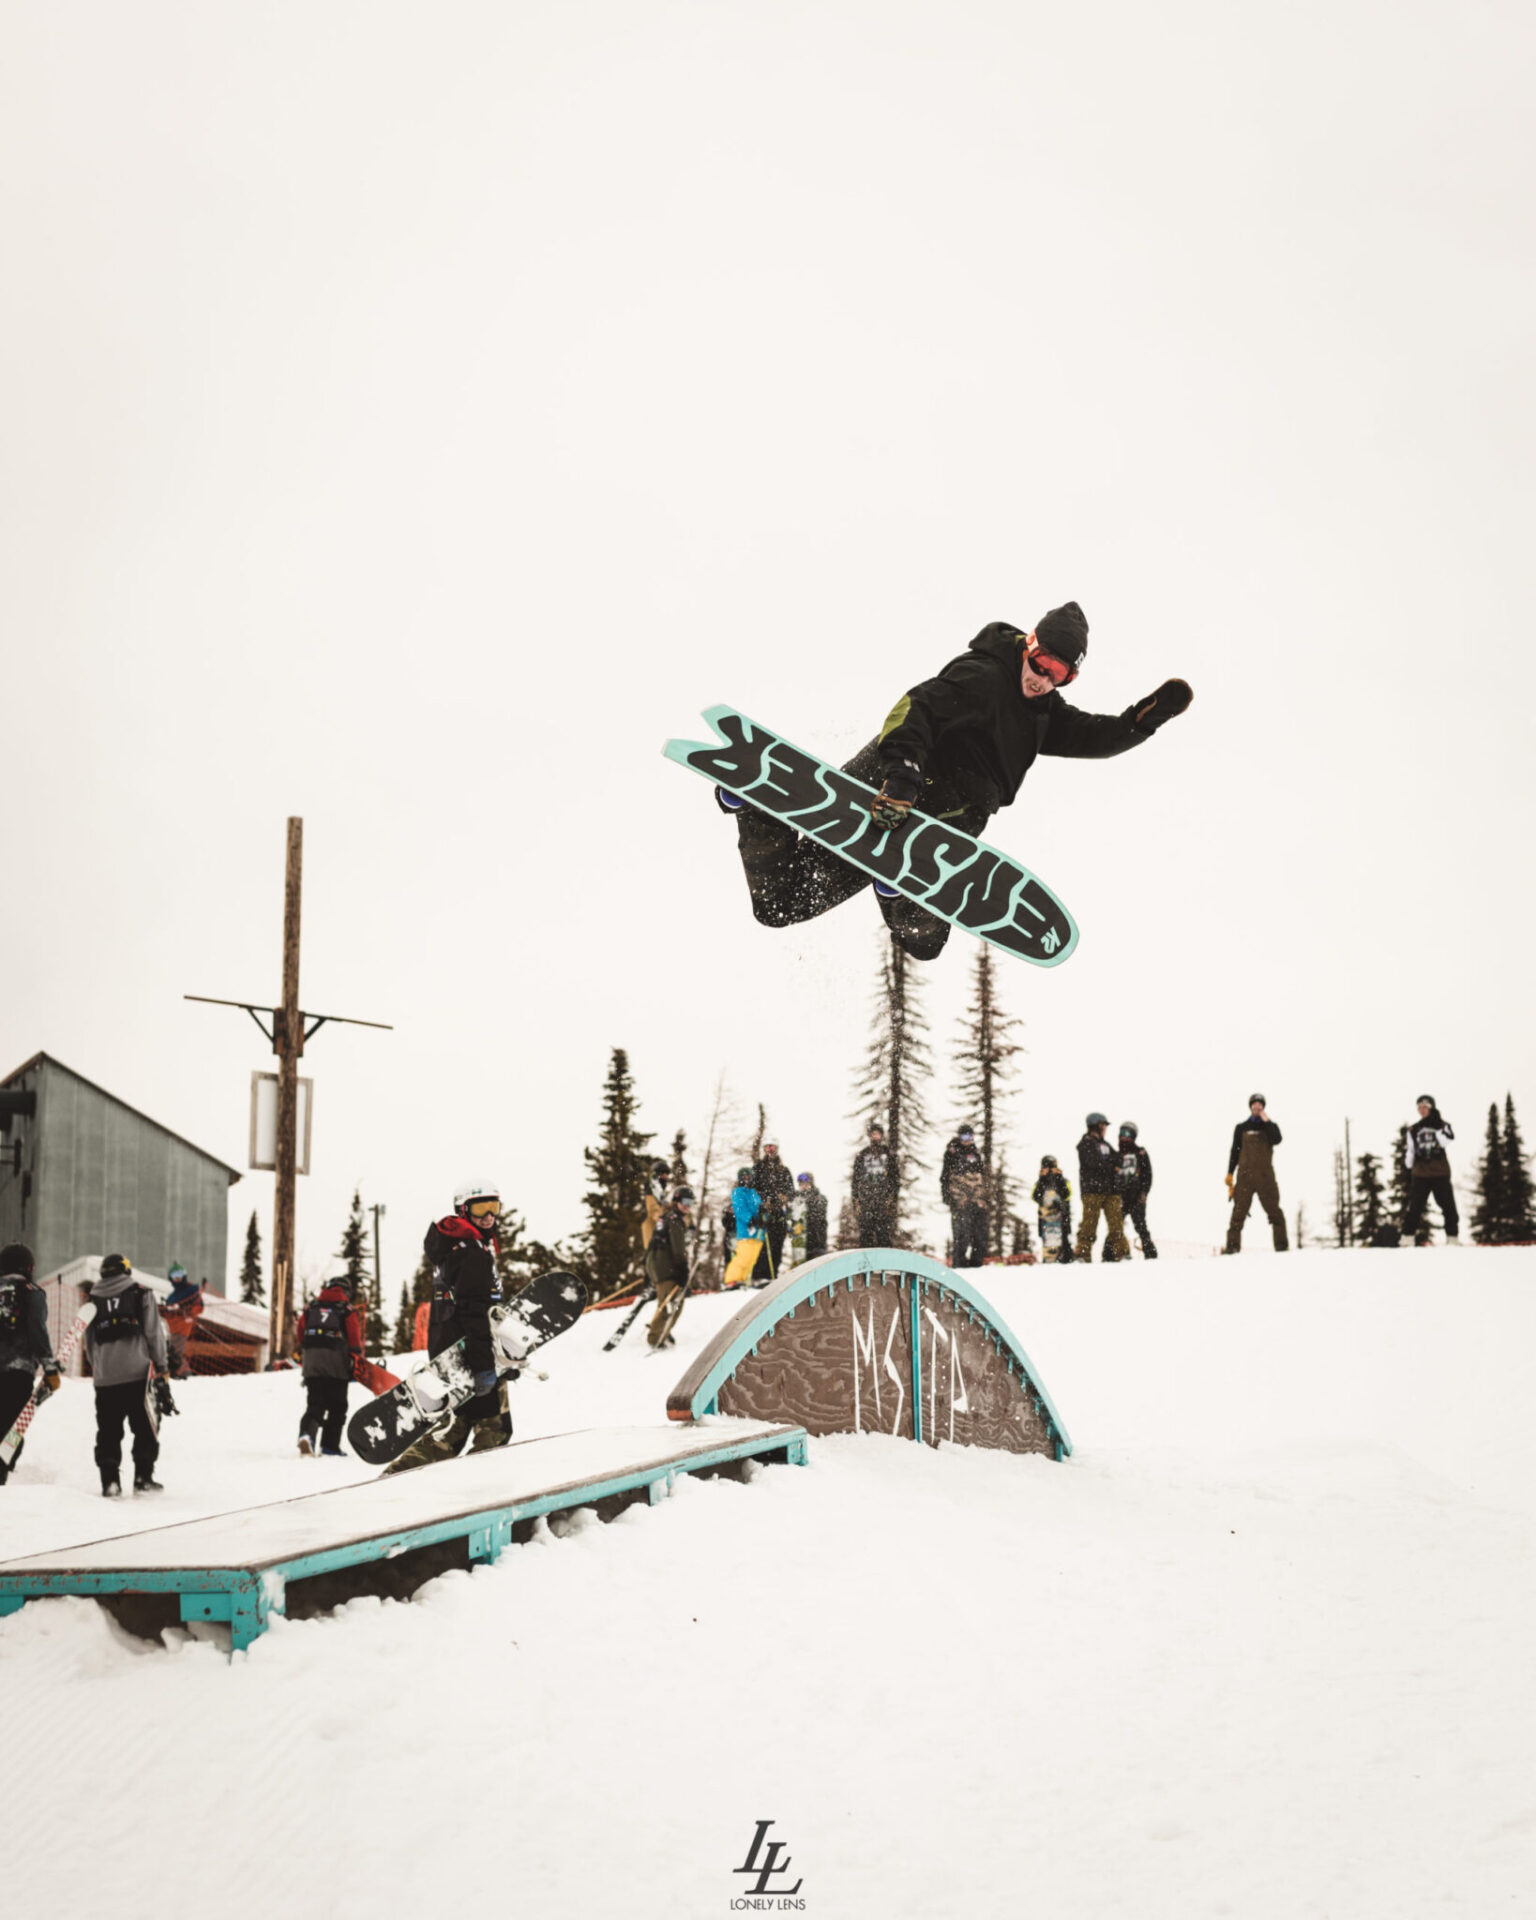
1075 1113 1130 1262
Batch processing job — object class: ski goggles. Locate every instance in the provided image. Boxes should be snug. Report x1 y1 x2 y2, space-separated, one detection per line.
1025 639 1078 688
465 1197 501 1221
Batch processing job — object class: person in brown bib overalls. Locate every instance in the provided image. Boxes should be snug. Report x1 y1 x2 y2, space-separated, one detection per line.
1224 1094 1288 1253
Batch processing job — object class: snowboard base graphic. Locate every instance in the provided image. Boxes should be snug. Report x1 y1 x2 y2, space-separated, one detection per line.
346 1272 587 1466
664 706 1077 966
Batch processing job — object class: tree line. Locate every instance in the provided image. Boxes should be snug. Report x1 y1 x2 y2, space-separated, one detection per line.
1335 1094 1534 1246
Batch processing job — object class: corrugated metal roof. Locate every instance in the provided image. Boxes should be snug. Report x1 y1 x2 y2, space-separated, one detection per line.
1 1052 243 1184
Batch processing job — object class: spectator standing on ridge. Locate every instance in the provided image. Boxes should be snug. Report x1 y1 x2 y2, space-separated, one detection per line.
1401 1096 1460 1246
749 1141 795 1282
1224 1095 1288 1253
722 1170 762 1288
0 1244 57 1486
797 1172 829 1261
161 1263 204 1379
1032 1158 1074 1264
1075 1114 1129 1262
297 1275 363 1457
385 1182 511 1475
86 1254 172 1497
941 1124 989 1268
646 1187 694 1348
1116 1124 1157 1259
851 1124 898 1248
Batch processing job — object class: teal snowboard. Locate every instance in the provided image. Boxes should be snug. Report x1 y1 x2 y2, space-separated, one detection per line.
664 706 1078 967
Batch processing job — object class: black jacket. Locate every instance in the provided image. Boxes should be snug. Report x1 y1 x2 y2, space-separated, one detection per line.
940 1140 987 1209
0 1270 53 1374
645 1209 690 1291
851 1144 897 1215
1228 1118 1281 1176
872 624 1153 827
751 1154 796 1222
1077 1130 1118 1196
1116 1142 1153 1202
1032 1170 1072 1215
424 1216 502 1372
801 1187 829 1257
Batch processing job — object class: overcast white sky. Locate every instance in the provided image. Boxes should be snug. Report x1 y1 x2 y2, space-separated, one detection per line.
4 1 1533 1293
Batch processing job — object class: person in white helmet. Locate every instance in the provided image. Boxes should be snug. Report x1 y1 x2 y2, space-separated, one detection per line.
385 1180 511 1475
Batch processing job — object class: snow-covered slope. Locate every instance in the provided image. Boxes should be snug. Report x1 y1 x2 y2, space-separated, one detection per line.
6 1247 1534 1919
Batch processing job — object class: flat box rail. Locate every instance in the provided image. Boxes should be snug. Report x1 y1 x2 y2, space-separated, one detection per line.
0 1420 807 1650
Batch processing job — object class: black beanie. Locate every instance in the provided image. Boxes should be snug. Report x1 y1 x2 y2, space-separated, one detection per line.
1035 601 1089 669
0 1242 33 1276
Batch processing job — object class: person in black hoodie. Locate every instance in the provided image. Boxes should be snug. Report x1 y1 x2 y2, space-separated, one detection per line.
851 1124 898 1247
715 604 1192 960
796 1172 829 1260
1224 1095 1287 1253
1115 1123 1157 1259
385 1181 511 1475
297 1277 364 1456
1401 1096 1460 1246
941 1125 989 1268
1074 1114 1130 1261
0 1244 58 1486
750 1141 796 1282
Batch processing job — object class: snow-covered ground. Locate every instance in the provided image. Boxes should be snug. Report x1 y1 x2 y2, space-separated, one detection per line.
6 1246 1535 1918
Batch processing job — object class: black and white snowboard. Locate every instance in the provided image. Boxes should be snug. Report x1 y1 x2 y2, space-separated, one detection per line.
345 1271 587 1467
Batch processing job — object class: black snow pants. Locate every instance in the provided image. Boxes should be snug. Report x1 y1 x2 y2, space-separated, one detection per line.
0 1370 35 1481
753 1216 787 1283
300 1376 351 1454
732 788 951 963
1124 1199 1158 1257
1403 1175 1459 1240
857 1206 897 1251
951 1204 988 1268
94 1379 158 1488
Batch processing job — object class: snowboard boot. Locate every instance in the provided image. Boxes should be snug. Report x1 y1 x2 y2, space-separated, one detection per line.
298 1434 315 1457
1444 1235 1462 1246
134 1475 164 1493
320 1448 345 1458
102 1479 122 1498
874 884 949 962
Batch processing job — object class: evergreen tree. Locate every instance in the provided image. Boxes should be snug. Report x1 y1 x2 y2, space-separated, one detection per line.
1470 1102 1507 1244
1502 1094 1535 1241
1387 1125 1412 1230
581 1047 655 1291
494 1206 566 1296
337 1190 386 1354
391 1282 414 1355
1331 1148 1349 1247
1353 1151 1387 1244
851 934 931 1244
952 945 1025 1259
238 1210 265 1307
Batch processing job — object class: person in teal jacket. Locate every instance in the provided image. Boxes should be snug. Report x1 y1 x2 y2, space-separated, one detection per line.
730 1173 761 1241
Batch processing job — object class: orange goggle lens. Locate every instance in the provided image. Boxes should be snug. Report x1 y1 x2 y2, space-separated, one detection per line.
466 1198 501 1219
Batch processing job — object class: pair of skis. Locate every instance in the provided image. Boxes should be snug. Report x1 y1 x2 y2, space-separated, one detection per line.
603 1268 695 1353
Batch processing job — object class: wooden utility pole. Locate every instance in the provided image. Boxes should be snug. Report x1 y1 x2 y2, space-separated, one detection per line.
187 817 391 1362
370 1202 387 1353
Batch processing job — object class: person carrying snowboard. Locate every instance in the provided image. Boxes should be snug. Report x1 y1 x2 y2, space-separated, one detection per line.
796 1171 829 1261
646 1186 694 1348
297 1275 364 1456
1401 1096 1460 1246
1116 1123 1158 1259
941 1124 989 1268
0 1244 58 1487
86 1254 172 1496
1032 1157 1074 1264
385 1181 512 1475
851 1123 898 1247
716 605 1191 960
1224 1096 1288 1253
1074 1114 1130 1262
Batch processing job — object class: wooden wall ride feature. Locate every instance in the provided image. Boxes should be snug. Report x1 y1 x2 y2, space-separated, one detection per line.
667 1250 1071 1459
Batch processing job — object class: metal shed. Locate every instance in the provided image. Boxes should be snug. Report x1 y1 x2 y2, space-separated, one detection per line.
0 1053 240 1295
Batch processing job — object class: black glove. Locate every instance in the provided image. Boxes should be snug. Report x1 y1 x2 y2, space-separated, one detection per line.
1131 679 1193 734
154 1378 178 1418
869 767 921 831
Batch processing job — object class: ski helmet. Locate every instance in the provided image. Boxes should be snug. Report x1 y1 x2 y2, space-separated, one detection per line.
672 1185 695 1207
1039 1155 1058 1170
1119 1122 1139 1140
100 1253 132 1280
797 1171 813 1186
454 1180 500 1219
1085 1112 1108 1130
652 1159 670 1178
0 1243 34 1276
957 1124 975 1142
736 1167 752 1184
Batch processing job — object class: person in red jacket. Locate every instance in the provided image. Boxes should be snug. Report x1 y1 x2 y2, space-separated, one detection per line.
297 1278 364 1457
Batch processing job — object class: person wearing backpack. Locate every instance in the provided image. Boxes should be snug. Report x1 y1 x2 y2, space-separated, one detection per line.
0 1243 59 1486
297 1276 364 1456
85 1253 171 1496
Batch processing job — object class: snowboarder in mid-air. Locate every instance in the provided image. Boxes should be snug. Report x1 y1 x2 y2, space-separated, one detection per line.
716 605 1191 960
384 1181 512 1475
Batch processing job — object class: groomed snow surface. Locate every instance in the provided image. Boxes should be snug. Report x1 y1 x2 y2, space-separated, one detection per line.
6 1246 1535 1920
